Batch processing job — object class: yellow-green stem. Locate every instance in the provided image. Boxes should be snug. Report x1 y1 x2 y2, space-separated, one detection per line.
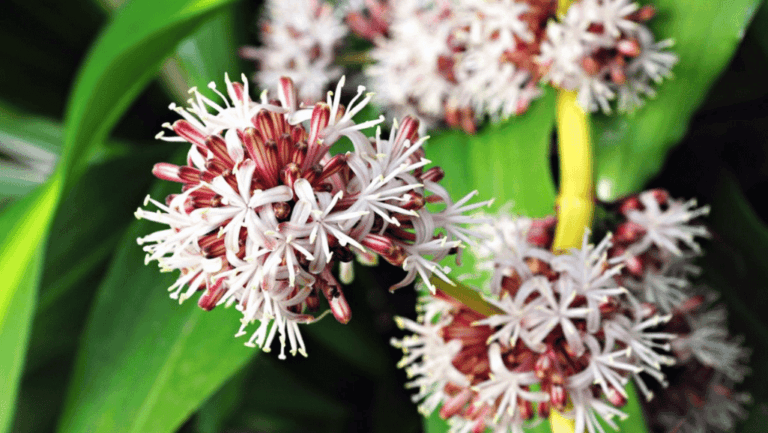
430 276 503 317
548 45 595 433
551 90 594 253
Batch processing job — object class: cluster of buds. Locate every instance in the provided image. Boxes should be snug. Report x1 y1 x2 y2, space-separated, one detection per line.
356 0 556 133
135 74 489 358
539 0 678 113
240 0 347 102
393 190 749 433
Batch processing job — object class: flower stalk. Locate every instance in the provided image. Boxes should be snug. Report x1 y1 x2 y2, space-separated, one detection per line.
552 90 594 253
550 2 592 429
430 277 503 318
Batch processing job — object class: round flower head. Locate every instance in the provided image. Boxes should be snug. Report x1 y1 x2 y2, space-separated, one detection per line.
135 74 489 358
393 213 676 433
363 0 556 133
539 0 678 113
240 0 347 102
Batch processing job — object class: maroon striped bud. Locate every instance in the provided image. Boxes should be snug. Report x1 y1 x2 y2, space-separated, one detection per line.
198 279 226 311
440 388 472 419
607 387 627 407
278 77 298 112
535 354 553 379
582 56 601 75
318 154 347 183
550 384 567 410
634 5 655 21
421 166 445 183
538 401 551 418
609 61 627 85
362 234 407 267
649 188 670 205
172 120 207 149
280 162 301 188
253 110 278 141
437 55 458 83
205 135 235 167
519 399 534 420
153 163 184 183
319 270 351 324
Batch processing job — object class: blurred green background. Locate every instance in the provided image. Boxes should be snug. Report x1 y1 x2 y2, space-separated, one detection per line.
1 0 768 432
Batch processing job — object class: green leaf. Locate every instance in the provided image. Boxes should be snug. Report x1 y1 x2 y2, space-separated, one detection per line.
229 357 350 432
423 410 450 433
55 175 258 433
0 243 43 433
593 0 764 200
0 99 131 199
427 88 557 288
0 177 61 433
159 5 244 100
195 367 249 433
58 0 238 184
25 146 172 373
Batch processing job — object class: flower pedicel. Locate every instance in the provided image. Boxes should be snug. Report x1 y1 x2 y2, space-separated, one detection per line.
135 74 490 358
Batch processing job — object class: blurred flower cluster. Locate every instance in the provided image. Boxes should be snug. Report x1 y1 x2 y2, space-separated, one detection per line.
241 0 676 133
392 191 750 433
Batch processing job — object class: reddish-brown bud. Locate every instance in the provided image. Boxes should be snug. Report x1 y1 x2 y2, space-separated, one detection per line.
607 386 627 407
198 279 226 311
440 388 472 419
619 196 643 215
550 384 567 410
581 56 601 75
617 39 642 57
615 222 646 244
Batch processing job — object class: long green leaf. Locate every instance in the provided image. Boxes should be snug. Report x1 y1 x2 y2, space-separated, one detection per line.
593 0 764 200
58 0 238 183
0 244 44 433
56 175 257 433
0 100 131 199
25 146 172 373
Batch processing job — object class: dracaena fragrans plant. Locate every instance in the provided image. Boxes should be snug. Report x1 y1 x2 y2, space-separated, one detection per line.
392 191 751 433
134 74 490 359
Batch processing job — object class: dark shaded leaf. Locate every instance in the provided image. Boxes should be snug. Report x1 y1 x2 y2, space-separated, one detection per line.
593 0 764 200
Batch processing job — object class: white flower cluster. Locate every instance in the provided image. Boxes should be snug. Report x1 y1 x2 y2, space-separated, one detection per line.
393 214 676 433
539 0 678 113
240 0 347 102
136 74 489 358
